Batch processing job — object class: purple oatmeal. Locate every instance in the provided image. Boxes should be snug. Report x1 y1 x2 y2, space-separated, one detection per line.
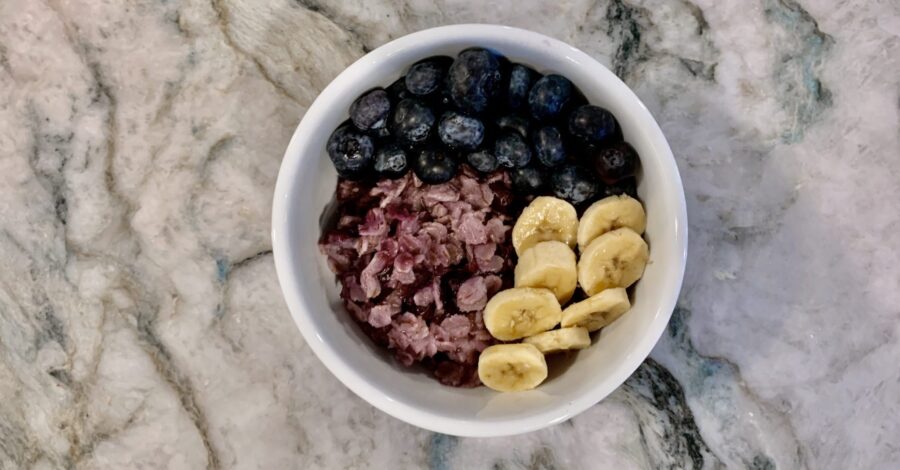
319 167 517 387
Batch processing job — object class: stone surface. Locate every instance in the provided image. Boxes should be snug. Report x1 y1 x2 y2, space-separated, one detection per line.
0 0 898 468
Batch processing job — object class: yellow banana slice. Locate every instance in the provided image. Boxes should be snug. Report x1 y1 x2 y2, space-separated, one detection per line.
577 195 646 251
577 228 649 296
483 287 562 341
514 241 578 304
523 326 591 353
478 343 548 392
561 287 631 331
511 196 578 255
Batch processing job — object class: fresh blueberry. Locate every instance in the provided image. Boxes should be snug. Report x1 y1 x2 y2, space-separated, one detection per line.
495 114 530 139
390 99 435 146
568 105 618 144
507 64 539 111
413 148 459 184
374 144 408 178
511 166 547 194
494 131 532 168
602 177 638 199
551 165 599 204
447 48 503 114
593 142 638 183
349 88 391 132
533 126 566 167
467 150 499 173
405 56 453 96
528 74 574 121
387 76 412 102
326 124 375 179
438 111 485 150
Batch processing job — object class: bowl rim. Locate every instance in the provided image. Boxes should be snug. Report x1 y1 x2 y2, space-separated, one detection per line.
272 23 688 437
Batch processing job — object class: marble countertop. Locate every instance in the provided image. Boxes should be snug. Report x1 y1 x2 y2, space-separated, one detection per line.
1 0 898 468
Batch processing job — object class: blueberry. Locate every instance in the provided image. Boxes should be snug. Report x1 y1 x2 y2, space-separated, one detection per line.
602 177 638 199
511 166 547 194
326 124 375 179
568 105 618 144
593 142 638 183
349 88 391 132
405 56 453 96
374 144 408 178
533 126 566 167
528 74 574 121
495 114 530 139
507 64 539 111
447 48 503 114
438 111 485 150
467 150 499 173
387 76 412 102
390 99 435 146
551 165 599 204
494 131 532 168
413 148 459 184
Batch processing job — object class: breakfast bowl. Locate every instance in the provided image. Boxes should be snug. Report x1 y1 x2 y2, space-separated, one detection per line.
271 24 687 437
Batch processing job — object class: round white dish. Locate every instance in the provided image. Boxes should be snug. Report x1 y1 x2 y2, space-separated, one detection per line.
272 24 687 437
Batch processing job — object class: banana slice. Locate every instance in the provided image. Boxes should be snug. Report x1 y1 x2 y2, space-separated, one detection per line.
523 327 591 353
511 196 578 255
483 287 562 340
514 241 577 304
478 343 548 392
578 228 649 296
561 288 631 331
577 195 646 251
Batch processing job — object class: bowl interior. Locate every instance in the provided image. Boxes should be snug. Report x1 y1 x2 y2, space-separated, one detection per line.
273 25 686 437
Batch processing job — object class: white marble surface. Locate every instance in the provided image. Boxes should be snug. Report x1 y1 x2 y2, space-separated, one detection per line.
1 0 898 468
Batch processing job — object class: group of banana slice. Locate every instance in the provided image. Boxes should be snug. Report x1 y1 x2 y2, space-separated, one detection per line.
477 195 649 392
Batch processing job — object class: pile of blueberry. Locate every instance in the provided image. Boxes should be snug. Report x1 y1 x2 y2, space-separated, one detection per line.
326 48 640 204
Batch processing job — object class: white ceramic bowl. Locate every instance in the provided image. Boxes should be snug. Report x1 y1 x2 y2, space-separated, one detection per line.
272 24 687 437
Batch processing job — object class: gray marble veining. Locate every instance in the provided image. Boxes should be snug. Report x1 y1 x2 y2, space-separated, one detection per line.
0 0 898 468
